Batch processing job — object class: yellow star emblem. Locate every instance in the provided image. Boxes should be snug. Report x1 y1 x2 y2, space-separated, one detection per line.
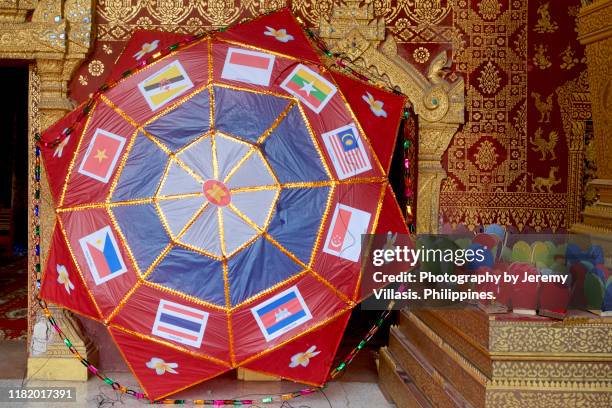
94 149 108 162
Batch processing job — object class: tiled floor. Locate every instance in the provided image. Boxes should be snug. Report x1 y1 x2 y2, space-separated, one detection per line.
0 341 394 408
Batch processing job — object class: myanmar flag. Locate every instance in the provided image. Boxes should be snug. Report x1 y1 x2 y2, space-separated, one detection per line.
281 64 337 113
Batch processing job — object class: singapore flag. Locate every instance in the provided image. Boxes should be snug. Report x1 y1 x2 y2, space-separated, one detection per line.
323 203 371 262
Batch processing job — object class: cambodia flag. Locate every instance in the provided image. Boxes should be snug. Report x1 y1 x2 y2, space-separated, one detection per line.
77 129 126 183
251 286 312 341
78 226 128 285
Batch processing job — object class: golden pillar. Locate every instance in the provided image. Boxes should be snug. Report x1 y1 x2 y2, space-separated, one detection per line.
573 0 612 265
0 0 96 380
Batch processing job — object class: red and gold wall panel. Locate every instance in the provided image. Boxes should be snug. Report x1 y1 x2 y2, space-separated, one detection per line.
69 0 590 233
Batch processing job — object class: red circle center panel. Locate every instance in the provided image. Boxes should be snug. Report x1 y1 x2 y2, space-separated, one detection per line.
203 179 231 207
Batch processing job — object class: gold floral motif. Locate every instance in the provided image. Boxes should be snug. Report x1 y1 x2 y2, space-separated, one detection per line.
87 59 104 77
477 61 501 95
195 1 240 27
533 43 552 70
473 140 499 171
477 0 501 20
412 46 430 63
405 0 451 26
97 0 146 25
78 74 88 85
534 2 559 33
102 44 113 54
488 392 612 408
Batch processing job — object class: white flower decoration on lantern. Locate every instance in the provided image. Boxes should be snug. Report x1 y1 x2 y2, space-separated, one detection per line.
289 345 321 368
264 26 294 43
134 40 160 60
56 264 75 294
362 92 388 117
145 357 178 375
53 135 70 158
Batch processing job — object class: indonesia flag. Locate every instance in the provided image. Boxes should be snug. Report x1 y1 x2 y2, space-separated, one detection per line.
221 47 275 86
251 286 312 341
152 300 209 348
323 203 371 262
322 123 372 179
77 129 126 183
78 226 128 285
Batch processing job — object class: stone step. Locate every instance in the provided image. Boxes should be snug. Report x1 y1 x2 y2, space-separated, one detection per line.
388 325 476 408
378 345 433 408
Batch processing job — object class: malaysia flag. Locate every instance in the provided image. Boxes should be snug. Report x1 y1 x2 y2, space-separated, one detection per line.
322 124 372 179
323 203 371 262
251 286 312 341
78 226 128 285
77 129 126 183
221 47 276 86
152 300 209 348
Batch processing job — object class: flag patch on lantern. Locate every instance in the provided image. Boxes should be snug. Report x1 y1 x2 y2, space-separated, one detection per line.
323 203 371 262
221 47 276 86
152 299 209 348
138 60 194 110
77 129 126 183
280 64 336 113
251 286 312 341
322 123 372 179
78 226 128 285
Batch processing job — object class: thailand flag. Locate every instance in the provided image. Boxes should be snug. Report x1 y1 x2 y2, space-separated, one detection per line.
322 124 372 180
77 129 126 183
221 47 275 86
251 286 312 341
78 226 128 285
323 203 371 262
152 300 209 348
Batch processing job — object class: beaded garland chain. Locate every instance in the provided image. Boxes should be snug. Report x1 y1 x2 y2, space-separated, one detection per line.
32 11 414 405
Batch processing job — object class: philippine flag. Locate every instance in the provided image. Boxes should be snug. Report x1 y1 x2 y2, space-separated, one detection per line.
77 129 126 183
221 47 275 86
152 300 209 348
251 286 312 342
323 203 371 262
78 226 128 285
322 123 372 179
138 60 194 110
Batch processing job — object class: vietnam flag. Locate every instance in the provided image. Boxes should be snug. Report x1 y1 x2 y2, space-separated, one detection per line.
77 129 126 183
280 64 337 113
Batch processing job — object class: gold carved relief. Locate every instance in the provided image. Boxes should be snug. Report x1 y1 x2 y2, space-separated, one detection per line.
0 0 95 380
319 1 465 233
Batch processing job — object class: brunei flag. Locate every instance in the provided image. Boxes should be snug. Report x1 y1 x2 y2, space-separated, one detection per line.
280 64 337 113
138 60 194 111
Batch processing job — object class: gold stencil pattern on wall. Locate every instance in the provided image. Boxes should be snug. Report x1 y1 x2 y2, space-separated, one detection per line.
74 0 591 232
446 0 527 192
